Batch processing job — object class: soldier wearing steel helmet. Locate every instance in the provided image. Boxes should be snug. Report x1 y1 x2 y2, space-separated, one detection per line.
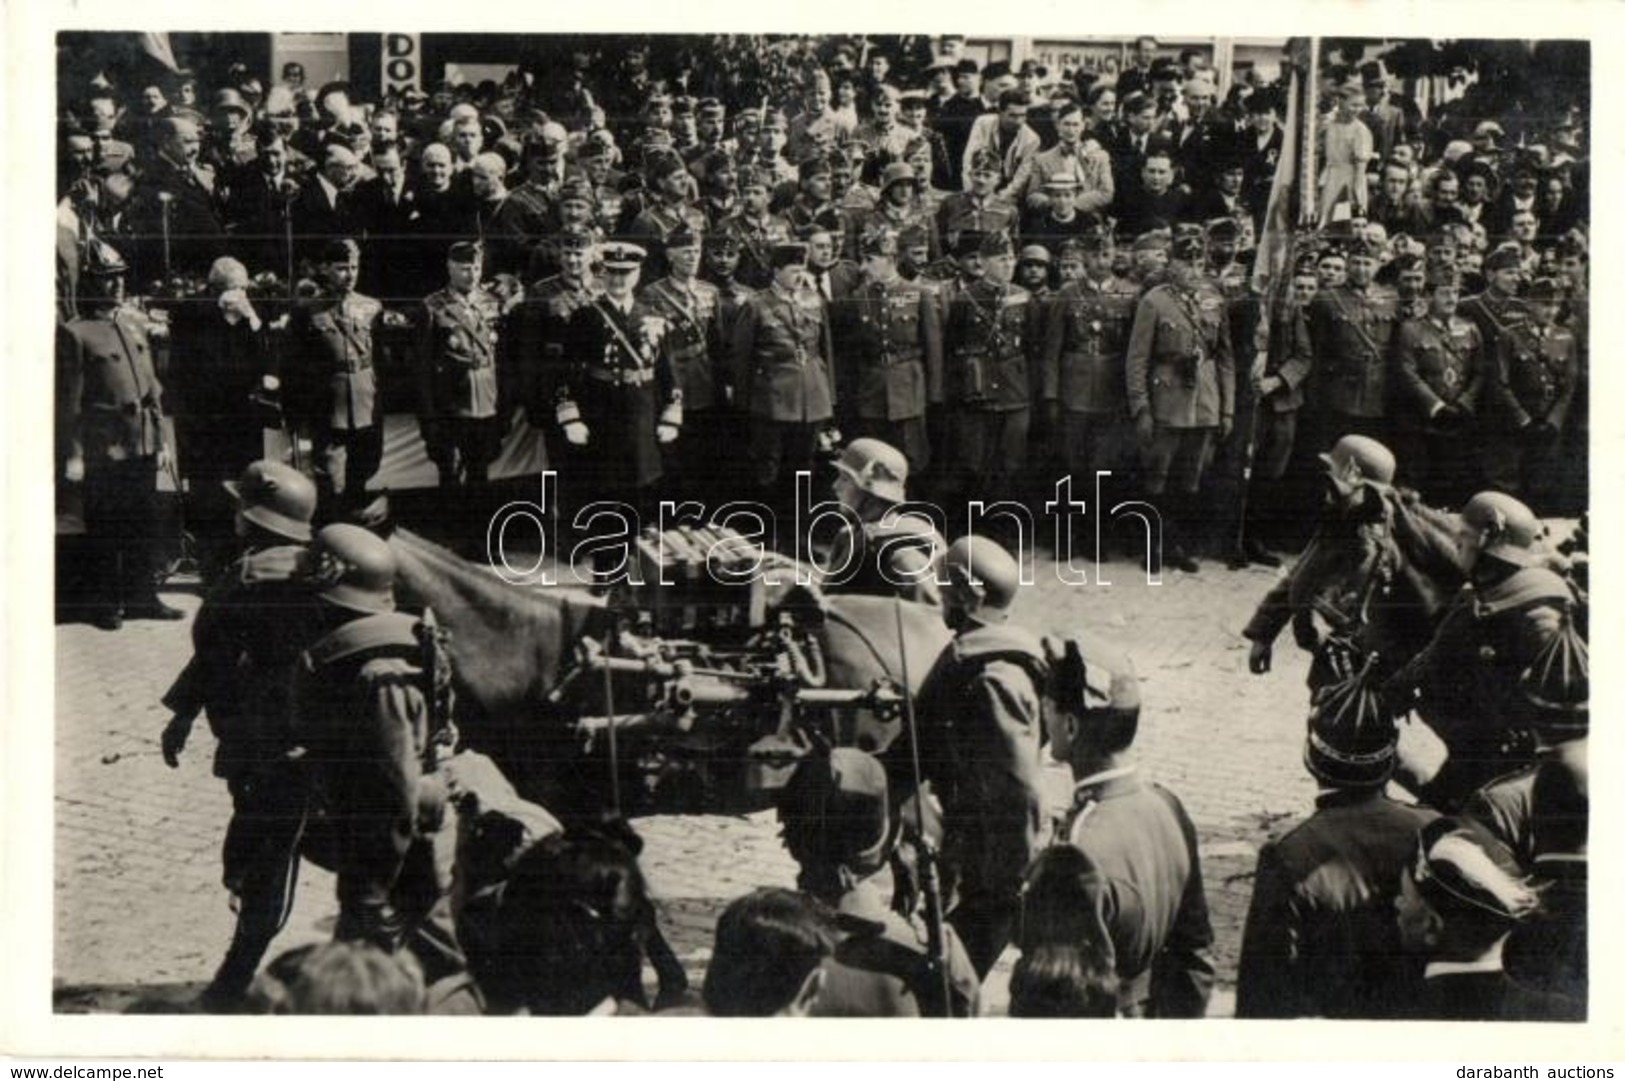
1243 435 1401 690
1383 491 1580 810
895 534 1047 978
291 524 475 1012
1236 664 1438 1019
822 438 946 607
159 459 326 1010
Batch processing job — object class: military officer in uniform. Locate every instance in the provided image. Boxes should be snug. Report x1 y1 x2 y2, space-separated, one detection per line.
1041 228 1138 553
1459 246 1529 365
56 238 182 629
416 242 505 505
1041 633 1215 1017
901 536 1047 979
823 438 946 607
553 242 683 564
728 241 837 520
524 178 604 283
941 231 1042 532
1383 491 1579 810
1297 235 1397 455
1124 225 1235 573
284 238 388 516
159 460 325 1008
937 149 1019 258
828 227 943 473
701 231 756 344
721 166 793 290
1236 665 1439 1018
1390 270 1485 507
624 153 708 281
638 223 730 505
1484 277 1579 513
516 226 599 465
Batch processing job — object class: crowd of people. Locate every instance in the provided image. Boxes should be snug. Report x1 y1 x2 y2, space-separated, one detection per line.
55 34 1589 613
53 34 1589 1021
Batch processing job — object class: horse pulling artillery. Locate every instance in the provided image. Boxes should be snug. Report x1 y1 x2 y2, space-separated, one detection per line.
388 525 951 820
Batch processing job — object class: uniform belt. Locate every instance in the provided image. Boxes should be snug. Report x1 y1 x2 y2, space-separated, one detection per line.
99 396 161 416
585 365 655 387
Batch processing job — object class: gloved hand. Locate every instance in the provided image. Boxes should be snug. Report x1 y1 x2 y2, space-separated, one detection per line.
64 455 85 483
1219 416 1233 442
161 714 193 768
1135 411 1156 449
1248 640 1272 675
564 421 590 446
1431 402 1463 431
656 423 678 444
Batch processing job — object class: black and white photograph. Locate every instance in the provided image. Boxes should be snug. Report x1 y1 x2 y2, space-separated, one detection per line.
6 7 1616 1061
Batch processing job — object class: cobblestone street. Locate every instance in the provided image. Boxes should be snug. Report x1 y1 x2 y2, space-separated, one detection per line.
54 546 1318 1017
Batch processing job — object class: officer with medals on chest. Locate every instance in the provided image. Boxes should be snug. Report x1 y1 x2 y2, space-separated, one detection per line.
1041 225 1138 550
1484 276 1580 513
637 223 729 505
56 237 183 629
1125 224 1235 574
516 224 600 463
416 242 505 504
1297 235 1398 453
941 231 1043 531
829 226 944 475
1390 268 1486 508
284 238 388 516
553 242 683 540
728 241 838 520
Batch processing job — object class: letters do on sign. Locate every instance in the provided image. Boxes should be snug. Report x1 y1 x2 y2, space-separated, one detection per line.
383 33 420 94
